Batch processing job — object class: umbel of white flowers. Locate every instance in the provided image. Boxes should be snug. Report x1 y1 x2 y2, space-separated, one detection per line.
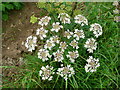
85 56 100 72
24 13 102 81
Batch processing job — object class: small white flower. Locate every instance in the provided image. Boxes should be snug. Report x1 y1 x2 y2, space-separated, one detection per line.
44 39 55 50
70 39 79 49
59 42 68 52
58 13 71 24
84 38 97 53
66 50 79 63
90 23 102 38
57 65 75 81
113 8 120 14
74 15 88 26
38 16 51 26
113 1 119 6
25 35 37 52
114 16 120 22
39 65 55 80
85 56 100 72
38 49 51 62
50 35 60 44
51 22 63 32
63 29 73 39
53 50 64 62
36 27 48 40
73 29 85 40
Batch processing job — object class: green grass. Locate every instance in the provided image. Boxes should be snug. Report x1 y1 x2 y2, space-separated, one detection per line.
2 2 119 88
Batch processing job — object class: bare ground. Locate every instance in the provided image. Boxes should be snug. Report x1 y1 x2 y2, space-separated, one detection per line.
2 2 46 84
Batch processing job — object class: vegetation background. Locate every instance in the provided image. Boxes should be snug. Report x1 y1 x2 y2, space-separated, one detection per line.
2 2 119 88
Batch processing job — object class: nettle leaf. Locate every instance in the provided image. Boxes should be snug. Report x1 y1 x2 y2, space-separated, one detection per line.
30 15 38 24
5 3 14 10
37 2 46 8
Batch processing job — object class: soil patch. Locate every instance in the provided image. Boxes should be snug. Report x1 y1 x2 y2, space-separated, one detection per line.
2 2 47 84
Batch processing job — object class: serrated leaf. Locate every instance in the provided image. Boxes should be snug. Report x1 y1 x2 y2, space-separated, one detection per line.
37 2 46 8
30 15 38 24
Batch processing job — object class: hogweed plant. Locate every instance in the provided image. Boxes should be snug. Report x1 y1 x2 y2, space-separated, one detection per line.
24 13 103 87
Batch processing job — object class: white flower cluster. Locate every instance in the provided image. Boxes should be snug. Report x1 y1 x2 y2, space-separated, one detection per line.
25 35 37 52
39 65 55 80
51 22 63 32
74 29 85 40
57 65 75 81
38 49 51 62
84 38 97 53
113 1 120 22
36 27 48 40
24 13 102 81
44 39 55 50
64 29 73 39
50 35 60 44
67 50 79 63
70 39 79 49
90 23 102 38
38 16 51 26
58 13 71 24
53 50 64 62
74 15 88 26
85 56 100 72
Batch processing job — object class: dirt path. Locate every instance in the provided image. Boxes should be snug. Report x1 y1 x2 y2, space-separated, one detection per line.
2 2 46 83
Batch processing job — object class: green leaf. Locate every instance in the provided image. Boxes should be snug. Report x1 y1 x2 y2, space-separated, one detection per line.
12 2 23 10
37 2 46 8
30 15 38 24
2 4 5 11
5 4 14 10
2 13 8 21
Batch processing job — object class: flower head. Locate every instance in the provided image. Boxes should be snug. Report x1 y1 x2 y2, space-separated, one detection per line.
39 65 55 80
57 65 75 81
74 15 88 26
38 16 51 26
114 16 120 22
66 50 79 63
63 29 73 39
38 49 51 62
73 29 85 40
50 35 60 44
113 1 119 6
84 38 97 53
58 13 71 24
85 56 100 72
59 42 68 52
36 27 48 40
113 9 120 14
44 39 55 50
51 22 63 32
25 35 37 52
90 23 102 38
53 50 64 62
70 39 79 49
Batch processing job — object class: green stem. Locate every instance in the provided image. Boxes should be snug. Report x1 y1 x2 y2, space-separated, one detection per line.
52 75 59 89
65 79 68 88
